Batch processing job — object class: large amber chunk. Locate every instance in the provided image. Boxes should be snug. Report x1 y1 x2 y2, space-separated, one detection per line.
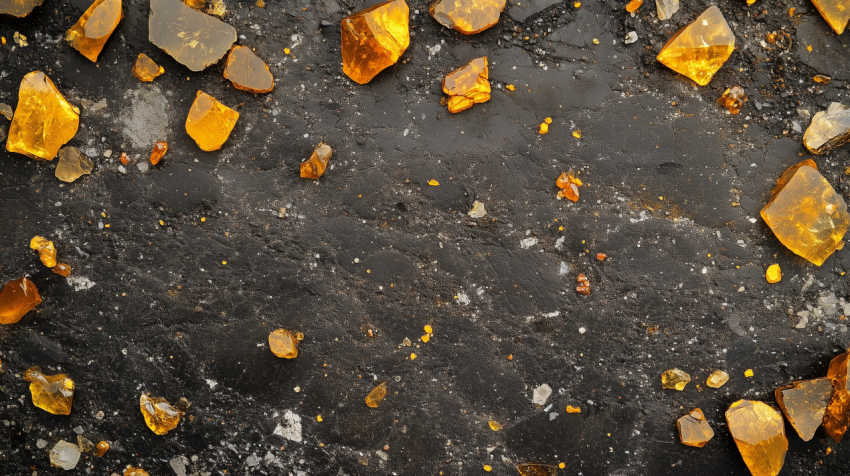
269 329 299 358
824 351 850 442
803 102 850 154
656 6 734 86
676 408 714 447
140 393 181 435
341 0 410 84
6 72 79 161
516 463 557 476
442 57 490 113
23 366 74 415
0 0 45 17
55 147 94 182
366 382 388 408
726 400 787 476
300 143 333 179
775 378 832 441
66 0 123 62
149 0 237 72
812 0 850 34
760 160 849 266
132 54 165 82
30 236 57 268
185 91 239 151
0 277 41 324
223 46 274 93
429 0 505 35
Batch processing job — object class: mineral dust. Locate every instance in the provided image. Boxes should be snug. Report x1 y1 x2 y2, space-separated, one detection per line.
823 350 850 443
442 57 491 113
132 54 165 82
0 276 42 324
429 0 505 35
140 393 182 435
300 143 333 179
341 0 410 84
717 86 747 114
676 408 714 447
366 382 388 408
661 368 691 390
626 0 642 13
185 91 239 151
656 6 735 86
726 400 787 476
223 46 274 93
0 0 45 17
55 147 94 182
30 236 57 268
803 102 850 154
556 171 582 201
149 0 237 72
66 0 123 62
775 378 833 441
269 329 299 358
812 0 850 34
23 366 75 415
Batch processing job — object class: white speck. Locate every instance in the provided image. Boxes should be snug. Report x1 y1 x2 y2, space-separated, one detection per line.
555 236 565 250
521 237 538 249
701 267 708 274
456 292 470 305
136 162 149 173
579 327 587 334
468 201 487 218
66 276 96 291
205 379 218 390
559 261 570 275
532 384 552 405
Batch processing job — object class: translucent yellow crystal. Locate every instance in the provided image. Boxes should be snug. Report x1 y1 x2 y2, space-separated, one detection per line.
269 329 299 358
55 147 94 182
0 0 45 17
0 277 41 324
804 102 850 154
366 382 388 407
149 0 237 72
30 236 57 268
812 0 850 34
23 366 74 415
726 400 787 476
341 0 410 84
656 6 735 86
185 90 239 151
140 393 181 435
442 57 490 113
823 350 850 443
677 408 714 447
66 0 123 62
775 378 833 441
706 370 729 388
661 368 691 390
224 46 274 93
430 0 506 35
300 143 332 179
132 54 165 82
6 71 79 161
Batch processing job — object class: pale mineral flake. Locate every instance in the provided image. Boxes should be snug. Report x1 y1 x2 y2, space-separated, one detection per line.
655 0 678 20
341 0 410 84
55 147 94 182
532 383 552 405
49 440 81 470
0 0 45 17
775 378 833 441
0 103 12 120
468 200 487 218
149 0 237 72
804 102 850 154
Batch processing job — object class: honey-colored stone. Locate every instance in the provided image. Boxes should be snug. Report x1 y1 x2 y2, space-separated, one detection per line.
566 405 581 413
223 46 274 93
53 263 72 277
366 382 387 408
488 420 502 431
626 0 642 13
132 54 165 82
55 147 94 182
149 0 237 72
124 467 150 476
556 171 583 202
726 400 787 476
516 463 557 476
775 378 832 441
760 160 849 266
341 0 409 84
656 6 734 86
824 350 850 442
442 57 490 113
185 91 239 151
812 0 850 34
183 0 205 8
676 408 714 447
150 141 168 165
815 74 832 85
706 370 729 388
0 0 45 17
96 441 109 457
803 102 850 154
207 0 225 16
0 277 41 324
30 236 57 268
765 264 781 283
23 366 74 415
717 86 746 114
300 143 333 179
77 435 96 454
140 393 181 435
429 0 505 35
66 0 123 62
269 328 299 358
661 368 691 391
6 71 80 161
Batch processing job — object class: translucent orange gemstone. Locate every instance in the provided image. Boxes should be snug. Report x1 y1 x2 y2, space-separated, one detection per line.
661 368 691 390
488 420 502 431
150 141 168 165
65 0 123 62
823 350 850 443
815 74 832 85
53 263 72 277
0 0 45 17
717 86 747 114
55 147 94 182
23 366 75 415
149 0 236 72
341 0 410 84
656 6 735 86
556 171 582 202
185 91 239 151
812 0 850 34
442 57 491 113
0 277 41 324
140 393 181 435
96 441 109 457
366 382 388 407
269 329 299 358
430 0 505 35
132 54 165 82
300 143 333 179
625 0 642 12
30 236 57 268
726 400 787 476
223 46 274 93
6 71 79 161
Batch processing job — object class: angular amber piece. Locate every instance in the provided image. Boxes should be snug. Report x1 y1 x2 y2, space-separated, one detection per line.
96 441 109 457
341 0 410 84
677 408 714 447
6 72 79 161
765 264 781 283
30 236 57 268
223 46 274 93
824 351 850 442
149 0 237 72
66 0 123 62
77 435 95 454
556 171 582 202
429 0 505 35
183 0 205 8
661 368 691 390
0 0 45 17
625 0 642 12
717 86 746 114
812 0 850 34
269 329 299 358
124 467 150 476
706 370 729 388
53 263 72 277
55 147 94 182
185 91 239 151
815 74 832 85
150 141 168 165
760 160 849 266
366 382 388 408
516 463 557 476
300 143 333 179
726 400 787 476
132 54 165 82
23 366 74 415
566 405 581 413
775 378 832 441
0 277 41 324
140 393 181 435
803 102 850 154
442 57 490 113
656 6 734 86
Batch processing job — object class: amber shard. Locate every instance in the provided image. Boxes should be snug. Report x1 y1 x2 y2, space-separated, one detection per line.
656 6 734 86
726 400 787 476
775 378 832 441
124 467 150 476
0 0 44 17
812 0 850 34
661 368 691 390
6 72 79 161
804 102 850 154
341 0 410 84
760 160 849 266
815 74 832 85
301 143 333 179
430 0 505 35
717 86 746 114
442 57 491 113
150 141 167 165
185 91 239 151
132 54 165 82
625 0 642 12
655 0 678 20
556 171 583 202
66 0 123 62
488 420 502 431
269 329 299 358
149 0 237 72
183 0 205 8
224 46 274 93
96 441 109 457
366 382 388 408
53 264 72 277
30 236 57 268
0 277 41 324
824 351 850 442
56 147 94 182
140 393 181 435
706 370 729 388
677 408 714 447
23 366 74 415
516 463 557 476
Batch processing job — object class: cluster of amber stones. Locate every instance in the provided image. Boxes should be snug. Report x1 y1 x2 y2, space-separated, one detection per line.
556 171 583 201
442 57 491 113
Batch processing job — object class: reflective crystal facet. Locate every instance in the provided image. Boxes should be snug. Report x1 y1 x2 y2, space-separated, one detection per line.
0 0 45 17
341 0 410 84
185 91 239 151
140 393 181 435
706 370 730 388
661 368 691 390
656 6 735 86
24 366 74 415
442 57 490 113
717 86 746 114
812 0 850 34
30 236 57 268
366 382 388 408
677 408 714 447
726 400 787 476
824 351 850 442
149 0 237 72
132 54 165 82
300 143 333 179
775 378 833 441
150 141 167 165
223 46 274 93
55 147 94 182
0 277 41 324
556 171 583 201
66 0 123 62
49 440 81 470
516 463 558 476
269 329 299 358
804 102 850 154
6 72 80 161
429 0 505 35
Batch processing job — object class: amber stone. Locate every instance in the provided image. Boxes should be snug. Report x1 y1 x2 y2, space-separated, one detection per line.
223 46 274 93
442 57 491 113
488 420 502 430
429 0 505 35
815 74 832 85
812 0 850 34
625 0 642 12
566 405 581 413
150 141 168 165
55 147 94 182
269 329 299 358
765 264 781 283
301 143 333 179
124 467 150 476
803 102 850 154
96 441 109 457
53 263 72 277
706 370 729 388
66 0 123 62
0 0 45 17
661 368 691 390
149 0 237 72
132 54 165 82
140 393 181 435
556 171 583 202
823 351 850 442
185 91 239 151
23 366 74 415
0 277 41 324
77 435 95 454
6 72 79 161
341 0 409 84
366 382 388 408
726 400 787 476
656 6 734 86
775 378 832 441
30 236 57 268
516 463 557 476
183 0 205 8
717 86 746 114
655 0 678 19
677 408 714 447
760 160 849 266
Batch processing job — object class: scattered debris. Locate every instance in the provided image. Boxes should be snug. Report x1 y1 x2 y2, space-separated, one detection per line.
532 384 552 405
468 200 487 218
717 86 747 114
624 31 638 44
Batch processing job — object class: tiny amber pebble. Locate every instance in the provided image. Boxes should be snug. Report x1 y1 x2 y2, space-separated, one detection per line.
556 171 582 202
745 369 754 378
269 329 299 359
150 141 167 165
96 441 109 457
596 253 607 261
30 236 57 268
366 382 388 408
185 90 239 152
52 263 72 277
566 405 581 413
140 393 181 435
625 0 642 12
132 54 165 82
539 122 549 134
814 74 832 85
23 366 74 415
661 368 691 391
576 285 590 295
766 264 781 283
0 276 42 324
488 420 502 431
706 370 729 388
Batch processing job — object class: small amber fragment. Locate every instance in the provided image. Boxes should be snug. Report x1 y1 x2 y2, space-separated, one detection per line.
140 393 182 435
269 329 299 358
677 408 714 447
183 0 205 8
717 86 747 114
255 0 264 6
442 57 490 114
656 6 735 86
706 370 729 388
517 463 557 476
815 74 832 85
341 0 410 84
556 171 582 202
488 420 502 431
53 263 72 277
124 467 151 476
804 102 850 154
132 54 165 82
625 0 642 12
726 400 787 476
223 46 274 93
596 253 607 261
655 0 678 19
149 0 237 72
429 0 505 35
539 123 549 134
55 147 94 182
765 264 781 283
66 0 123 62
23 366 74 415
566 405 581 413
661 368 691 390
745 369 754 378
185 91 239 151
775 378 832 441
366 382 388 408
300 143 333 179
150 141 168 165
812 0 850 34
30 236 57 268
120 152 129 164
823 350 850 442
0 0 45 17
96 441 109 457
0 277 41 324
77 435 95 454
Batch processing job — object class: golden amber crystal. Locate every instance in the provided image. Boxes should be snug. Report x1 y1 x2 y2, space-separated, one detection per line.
149 0 237 72
706 370 729 388
53 263 72 277
96 441 109 457
442 57 491 113
366 382 388 408
185 91 239 151
341 0 410 84
815 74 832 85
676 408 714 447
124 467 150 476
0 277 41 324
717 86 746 114
429 0 505 35
760 160 849 266
6 71 79 161
488 420 502 431
823 351 850 442
300 143 333 179
803 102 850 154
150 141 168 165
269 329 299 358
55 147 94 182
223 46 274 93
30 236 57 268
556 171 582 202
765 264 781 283
0 103 12 120
140 393 181 435
775 378 832 441
516 463 557 476
0 0 45 17
77 435 95 454
656 6 735 86
625 0 642 12
726 400 787 476
23 366 74 415
661 368 691 390
132 54 165 82
65 0 123 62
812 0 850 34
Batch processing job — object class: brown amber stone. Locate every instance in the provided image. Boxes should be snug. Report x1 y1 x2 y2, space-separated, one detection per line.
0 277 41 324
132 54 165 82
96 441 109 457
53 263 72 277
717 86 746 114
341 0 410 84
366 382 388 407
6 72 79 161
269 329 299 358
556 171 583 201
140 393 181 435
656 6 735 86
775 378 832 441
803 102 850 154
430 0 505 35
55 147 94 182
23 366 74 415
66 0 123 62
812 0 850 34
223 46 274 93
149 0 237 72
677 408 714 447
150 141 168 165
706 370 729 388
726 400 787 476
30 236 57 268
516 463 557 476
815 74 832 85
300 143 333 179
661 368 691 390
625 0 642 12
0 0 45 17
760 160 849 266
442 57 491 113
185 91 239 151
124 467 150 476
823 351 850 442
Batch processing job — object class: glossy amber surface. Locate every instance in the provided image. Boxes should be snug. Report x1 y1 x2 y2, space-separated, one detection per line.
656 6 735 86
341 0 409 84
676 408 714 447
185 91 239 151
824 351 850 443
661 368 691 390
269 329 299 358
0 0 45 17
301 143 333 179
30 236 57 268
96 441 109 457
803 102 850 154
366 382 388 407
812 0 850 34
775 378 832 441
150 141 168 165
717 86 747 114
726 400 787 476
140 393 181 435
23 366 74 415
55 147 94 182
442 57 490 113
706 370 729 388
6 71 79 161
66 0 123 62
0 277 42 324
53 263 72 277
429 0 505 35
224 46 274 93
556 171 583 201
132 54 165 82
149 0 237 72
